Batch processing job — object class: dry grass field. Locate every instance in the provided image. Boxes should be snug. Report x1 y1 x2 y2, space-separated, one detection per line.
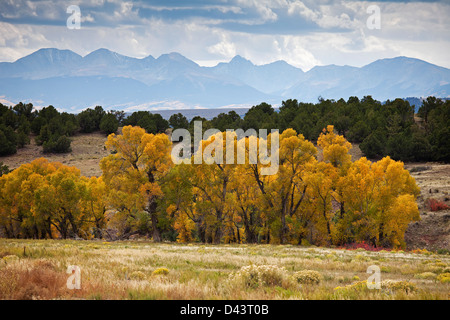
0 239 449 300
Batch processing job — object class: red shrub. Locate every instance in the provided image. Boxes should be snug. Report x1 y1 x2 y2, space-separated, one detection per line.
425 198 450 211
339 241 390 252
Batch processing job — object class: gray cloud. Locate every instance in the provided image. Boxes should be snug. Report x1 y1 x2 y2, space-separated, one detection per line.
0 0 448 71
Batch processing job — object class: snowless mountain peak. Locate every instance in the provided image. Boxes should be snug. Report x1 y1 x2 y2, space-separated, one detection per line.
0 48 449 111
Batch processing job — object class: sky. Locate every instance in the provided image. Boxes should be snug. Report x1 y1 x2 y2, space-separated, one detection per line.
0 0 449 71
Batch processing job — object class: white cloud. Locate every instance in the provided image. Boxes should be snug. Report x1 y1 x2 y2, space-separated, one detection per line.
235 0 278 23
0 22 53 60
287 1 318 20
0 0 449 71
279 35 321 70
207 33 237 58
287 0 360 30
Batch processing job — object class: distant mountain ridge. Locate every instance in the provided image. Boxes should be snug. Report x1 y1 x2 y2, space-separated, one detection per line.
0 48 449 111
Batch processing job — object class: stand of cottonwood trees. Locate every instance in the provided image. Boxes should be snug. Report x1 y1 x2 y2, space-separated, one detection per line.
0 125 421 248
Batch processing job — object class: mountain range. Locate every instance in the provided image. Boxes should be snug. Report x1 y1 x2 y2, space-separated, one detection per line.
0 48 449 112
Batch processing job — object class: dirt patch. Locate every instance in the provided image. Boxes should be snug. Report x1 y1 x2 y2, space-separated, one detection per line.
404 162 450 251
405 213 450 251
0 131 110 177
348 143 364 162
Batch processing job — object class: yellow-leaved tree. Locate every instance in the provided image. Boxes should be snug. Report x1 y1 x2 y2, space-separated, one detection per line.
100 125 172 241
185 131 237 243
337 156 420 248
33 163 87 239
0 158 97 239
239 129 317 244
80 176 108 239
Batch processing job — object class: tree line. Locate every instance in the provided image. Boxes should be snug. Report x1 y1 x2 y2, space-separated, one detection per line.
1 96 448 163
0 125 421 248
168 96 449 163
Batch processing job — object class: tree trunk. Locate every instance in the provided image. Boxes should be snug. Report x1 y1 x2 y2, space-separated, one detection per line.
150 211 161 242
213 223 222 244
323 203 331 242
3 225 11 238
147 171 162 242
67 212 79 238
297 233 303 245
280 208 288 244
244 224 257 244
196 220 206 243
46 218 53 239
94 219 103 239
242 210 257 244
33 224 39 239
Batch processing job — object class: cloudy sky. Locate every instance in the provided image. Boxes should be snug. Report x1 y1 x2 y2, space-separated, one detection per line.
0 0 449 71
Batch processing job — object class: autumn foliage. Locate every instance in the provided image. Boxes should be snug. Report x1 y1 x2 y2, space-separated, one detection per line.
0 158 107 239
425 198 450 211
0 125 421 248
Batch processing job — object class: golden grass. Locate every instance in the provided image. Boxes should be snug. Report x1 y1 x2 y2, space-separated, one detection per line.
0 239 449 300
